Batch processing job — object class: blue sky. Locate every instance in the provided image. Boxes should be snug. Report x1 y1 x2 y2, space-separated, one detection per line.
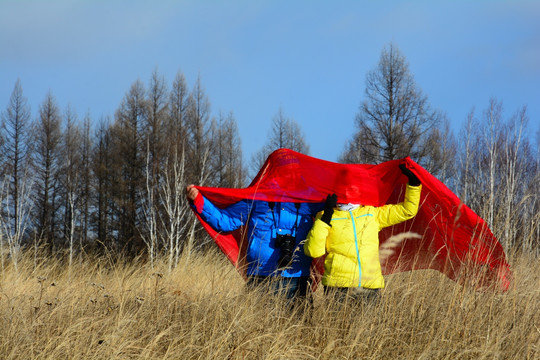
1 0 539 164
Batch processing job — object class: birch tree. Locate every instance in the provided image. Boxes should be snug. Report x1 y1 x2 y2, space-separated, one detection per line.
456 100 538 252
160 147 190 271
482 99 503 230
139 70 169 265
0 80 34 268
60 105 82 266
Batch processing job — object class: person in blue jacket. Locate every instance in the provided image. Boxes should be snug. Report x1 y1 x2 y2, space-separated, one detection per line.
186 184 323 305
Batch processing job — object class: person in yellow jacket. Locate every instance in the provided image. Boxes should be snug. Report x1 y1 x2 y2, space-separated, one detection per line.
304 164 422 303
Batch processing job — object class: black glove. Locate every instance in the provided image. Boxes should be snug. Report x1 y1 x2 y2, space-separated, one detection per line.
399 164 421 186
321 194 337 225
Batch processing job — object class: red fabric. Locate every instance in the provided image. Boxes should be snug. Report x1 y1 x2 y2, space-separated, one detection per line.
192 148 512 291
192 192 204 213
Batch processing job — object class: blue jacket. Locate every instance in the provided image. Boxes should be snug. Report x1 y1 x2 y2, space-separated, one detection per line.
195 196 323 277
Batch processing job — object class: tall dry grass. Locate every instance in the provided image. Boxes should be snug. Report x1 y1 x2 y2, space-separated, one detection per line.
0 248 538 360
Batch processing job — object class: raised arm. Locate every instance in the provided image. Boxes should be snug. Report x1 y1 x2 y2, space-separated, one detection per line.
377 165 422 228
186 184 247 232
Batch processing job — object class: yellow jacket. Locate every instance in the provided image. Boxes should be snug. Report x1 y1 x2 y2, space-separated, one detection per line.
304 184 422 289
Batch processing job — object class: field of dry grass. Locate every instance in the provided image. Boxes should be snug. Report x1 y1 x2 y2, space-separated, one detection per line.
0 248 538 359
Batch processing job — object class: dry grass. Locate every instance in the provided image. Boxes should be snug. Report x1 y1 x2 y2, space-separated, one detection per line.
0 248 538 360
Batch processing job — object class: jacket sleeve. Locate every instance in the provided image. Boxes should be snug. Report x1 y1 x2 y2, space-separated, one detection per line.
377 184 422 229
304 213 330 258
194 196 248 232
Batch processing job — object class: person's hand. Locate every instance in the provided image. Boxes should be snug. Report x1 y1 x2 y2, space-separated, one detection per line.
186 184 199 201
321 194 337 225
186 184 205 212
399 164 421 186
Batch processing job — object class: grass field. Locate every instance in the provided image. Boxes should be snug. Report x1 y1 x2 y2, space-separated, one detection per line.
0 248 538 359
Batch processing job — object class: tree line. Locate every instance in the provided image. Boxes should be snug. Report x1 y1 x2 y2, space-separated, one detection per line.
0 70 250 270
1 44 539 272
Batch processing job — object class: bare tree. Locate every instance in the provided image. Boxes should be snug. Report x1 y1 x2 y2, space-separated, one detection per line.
455 100 538 252
145 68 169 185
499 106 527 248
163 69 193 262
250 107 310 174
456 109 476 204
160 147 190 271
183 76 217 254
33 92 63 253
90 118 114 253
59 105 83 266
111 80 148 255
141 147 159 268
0 80 35 268
168 70 189 155
483 99 503 229
79 113 92 247
340 43 441 170
185 75 213 185
138 69 170 265
212 111 245 188
422 114 457 186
